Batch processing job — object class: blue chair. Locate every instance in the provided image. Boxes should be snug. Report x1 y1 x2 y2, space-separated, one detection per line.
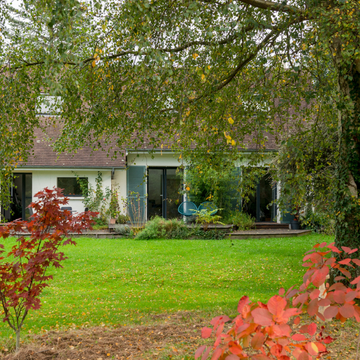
198 201 218 215
178 201 198 216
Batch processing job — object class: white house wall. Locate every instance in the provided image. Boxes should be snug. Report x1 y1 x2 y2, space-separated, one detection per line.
15 169 112 213
112 169 127 214
127 153 183 167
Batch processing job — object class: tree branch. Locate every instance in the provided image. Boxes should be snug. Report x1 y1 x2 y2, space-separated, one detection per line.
238 0 304 15
216 28 278 92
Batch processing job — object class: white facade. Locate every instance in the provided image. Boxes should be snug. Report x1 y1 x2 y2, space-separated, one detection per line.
13 168 112 213
127 152 183 167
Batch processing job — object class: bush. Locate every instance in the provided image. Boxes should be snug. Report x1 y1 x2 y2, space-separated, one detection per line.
190 227 227 240
192 208 224 230
113 224 130 235
94 217 107 226
227 211 255 230
116 213 130 224
135 216 188 240
135 217 228 240
300 209 335 235
197 242 360 359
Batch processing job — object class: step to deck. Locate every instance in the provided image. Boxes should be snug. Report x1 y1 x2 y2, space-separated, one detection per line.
230 229 311 240
255 222 290 230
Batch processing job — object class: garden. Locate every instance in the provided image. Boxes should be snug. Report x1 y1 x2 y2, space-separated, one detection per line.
1 190 360 360
0 234 325 356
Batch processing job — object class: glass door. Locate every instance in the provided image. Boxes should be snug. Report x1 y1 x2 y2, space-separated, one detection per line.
147 168 182 220
242 171 275 222
5 173 33 221
148 169 164 219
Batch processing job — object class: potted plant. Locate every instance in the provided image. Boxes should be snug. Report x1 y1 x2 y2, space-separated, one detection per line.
290 206 301 230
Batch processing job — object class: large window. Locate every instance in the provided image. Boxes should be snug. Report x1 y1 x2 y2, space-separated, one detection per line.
57 177 87 197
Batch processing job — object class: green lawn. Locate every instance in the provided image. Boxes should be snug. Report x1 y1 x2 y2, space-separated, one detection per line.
0 234 332 341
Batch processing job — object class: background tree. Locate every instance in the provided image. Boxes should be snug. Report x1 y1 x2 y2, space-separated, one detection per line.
1 0 360 248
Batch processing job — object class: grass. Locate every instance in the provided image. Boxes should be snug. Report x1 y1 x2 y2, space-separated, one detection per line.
0 234 332 343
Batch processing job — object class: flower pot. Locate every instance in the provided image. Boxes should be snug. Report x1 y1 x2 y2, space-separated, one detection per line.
290 219 300 230
109 218 116 225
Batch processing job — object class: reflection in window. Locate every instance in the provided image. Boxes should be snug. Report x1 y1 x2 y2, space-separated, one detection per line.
57 178 87 197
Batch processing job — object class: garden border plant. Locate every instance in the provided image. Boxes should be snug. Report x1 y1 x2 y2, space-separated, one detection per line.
197 242 360 359
0 188 96 351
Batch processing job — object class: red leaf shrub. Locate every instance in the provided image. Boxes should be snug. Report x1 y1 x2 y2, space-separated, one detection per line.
0 187 97 350
197 242 360 359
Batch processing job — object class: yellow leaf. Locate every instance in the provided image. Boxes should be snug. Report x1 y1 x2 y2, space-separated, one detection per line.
223 131 232 140
192 53 199 60
92 61 96 67
228 117 234 125
201 74 205 80
231 140 236 146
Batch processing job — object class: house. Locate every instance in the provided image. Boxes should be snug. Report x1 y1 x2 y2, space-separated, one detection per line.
2 122 287 224
0 94 290 223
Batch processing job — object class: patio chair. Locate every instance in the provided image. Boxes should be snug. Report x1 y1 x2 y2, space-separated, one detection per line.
60 206 72 211
198 201 218 214
178 201 198 216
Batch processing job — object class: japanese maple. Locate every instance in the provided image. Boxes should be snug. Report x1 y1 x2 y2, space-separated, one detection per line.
0 187 96 350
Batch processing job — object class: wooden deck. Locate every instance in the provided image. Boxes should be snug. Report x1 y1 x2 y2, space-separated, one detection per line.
230 229 311 240
7 222 312 240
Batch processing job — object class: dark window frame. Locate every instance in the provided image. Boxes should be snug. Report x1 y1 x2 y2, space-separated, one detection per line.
57 177 87 197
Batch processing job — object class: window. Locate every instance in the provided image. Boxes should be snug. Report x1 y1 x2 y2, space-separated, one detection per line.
36 94 63 116
57 177 87 197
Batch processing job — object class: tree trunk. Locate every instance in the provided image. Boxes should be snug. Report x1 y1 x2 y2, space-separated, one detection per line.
16 329 20 351
331 37 360 265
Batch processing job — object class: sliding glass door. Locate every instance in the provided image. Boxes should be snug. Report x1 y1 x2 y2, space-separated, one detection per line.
147 168 182 220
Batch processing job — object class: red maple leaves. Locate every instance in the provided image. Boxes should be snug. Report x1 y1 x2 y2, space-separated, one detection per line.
0 187 97 349
197 241 360 360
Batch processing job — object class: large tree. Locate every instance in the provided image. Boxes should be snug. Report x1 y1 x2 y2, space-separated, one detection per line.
1 0 360 248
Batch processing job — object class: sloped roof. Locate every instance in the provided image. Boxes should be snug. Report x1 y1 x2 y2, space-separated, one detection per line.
20 117 280 169
20 124 126 169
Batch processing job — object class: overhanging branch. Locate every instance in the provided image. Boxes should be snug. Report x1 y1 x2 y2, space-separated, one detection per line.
238 0 304 15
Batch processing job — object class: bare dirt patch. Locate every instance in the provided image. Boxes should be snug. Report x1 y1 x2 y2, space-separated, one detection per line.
2 312 360 359
2 312 207 360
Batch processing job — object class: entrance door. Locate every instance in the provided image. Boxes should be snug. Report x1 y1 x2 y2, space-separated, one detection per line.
243 173 276 222
147 168 182 220
3 173 33 221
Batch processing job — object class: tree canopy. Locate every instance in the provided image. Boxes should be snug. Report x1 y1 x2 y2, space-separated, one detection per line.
1 0 360 248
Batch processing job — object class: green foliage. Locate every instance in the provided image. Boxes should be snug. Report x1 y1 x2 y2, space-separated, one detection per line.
190 228 227 240
226 212 255 231
185 161 242 214
76 172 124 223
116 213 130 224
93 217 108 229
271 121 337 225
3 0 360 249
113 224 130 235
191 208 224 231
300 208 335 236
135 216 188 240
135 216 227 240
